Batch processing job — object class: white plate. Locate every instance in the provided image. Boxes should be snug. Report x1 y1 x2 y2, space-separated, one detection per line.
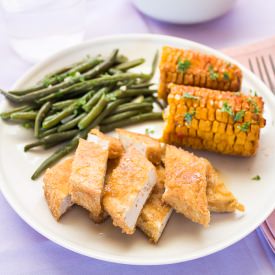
0 34 275 265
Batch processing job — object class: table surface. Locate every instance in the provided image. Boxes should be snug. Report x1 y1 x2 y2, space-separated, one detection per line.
0 0 275 274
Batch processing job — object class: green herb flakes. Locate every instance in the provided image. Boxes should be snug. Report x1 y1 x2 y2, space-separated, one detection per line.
251 175 261 181
238 121 251 132
184 111 196 125
221 102 234 117
177 59 191 73
183 92 200 100
223 72 230 81
209 65 219 80
145 128 154 135
234 110 245 122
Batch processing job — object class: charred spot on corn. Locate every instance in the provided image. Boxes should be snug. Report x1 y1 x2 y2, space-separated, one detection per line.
238 121 251 132
234 110 245 122
208 65 219 80
184 110 196 125
223 72 230 81
221 102 234 117
177 59 191 73
183 92 200 100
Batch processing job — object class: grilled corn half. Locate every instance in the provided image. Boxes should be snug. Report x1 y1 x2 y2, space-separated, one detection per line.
158 46 243 99
162 84 265 156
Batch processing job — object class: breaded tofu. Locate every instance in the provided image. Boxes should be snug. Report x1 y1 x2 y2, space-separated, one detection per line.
103 146 157 234
202 159 245 212
116 128 164 165
89 129 124 159
163 145 210 227
70 138 109 223
137 165 172 243
43 157 74 220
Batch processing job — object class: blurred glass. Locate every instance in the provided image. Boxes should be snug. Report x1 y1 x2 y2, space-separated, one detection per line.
0 0 87 63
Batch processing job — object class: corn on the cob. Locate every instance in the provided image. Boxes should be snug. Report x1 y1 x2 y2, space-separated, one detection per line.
158 46 243 99
162 84 266 157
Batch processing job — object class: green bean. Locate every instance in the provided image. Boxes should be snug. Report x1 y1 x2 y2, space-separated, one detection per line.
111 102 153 115
143 97 154 103
10 111 37 120
83 49 119 79
115 58 145 71
31 99 128 180
131 95 144 103
115 54 128 64
31 137 79 180
25 129 79 151
107 89 156 100
39 127 58 138
22 121 34 129
0 105 33 119
42 91 92 129
42 103 77 129
52 99 77 110
82 87 109 112
129 83 154 89
11 57 102 96
34 102 52 137
148 50 159 81
100 112 162 133
101 110 142 125
36 73 148 104
108 68 123 75
152 96 166 110
57 113 85 132
78 94 108 130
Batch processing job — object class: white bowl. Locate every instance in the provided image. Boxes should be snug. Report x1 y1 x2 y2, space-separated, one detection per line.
132 0 237 24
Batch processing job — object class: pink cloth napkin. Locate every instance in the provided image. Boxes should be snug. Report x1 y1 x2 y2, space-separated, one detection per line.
222 37 275 253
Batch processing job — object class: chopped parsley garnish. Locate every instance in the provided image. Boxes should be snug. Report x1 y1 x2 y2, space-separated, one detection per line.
221 102 234 117
209 65 219 80
234 110 245 122
184 111 196 125
247 98 259 114
183 92 200 100
249 89 258 96
43 78 51 87
145 128 154 135
251 175 261 181
223 72 230 81
238 121 251 132
177 59 191 73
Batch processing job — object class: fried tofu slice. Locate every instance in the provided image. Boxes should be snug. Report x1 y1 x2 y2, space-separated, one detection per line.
137 165 172 243
70 138 109 223
163 145 210 227
89 129 124 159
202 158 245 212
116 128 164 165
43 157 74 220
103 146 157 234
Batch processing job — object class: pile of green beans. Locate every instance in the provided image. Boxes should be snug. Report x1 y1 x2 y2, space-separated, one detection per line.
0 49 165 179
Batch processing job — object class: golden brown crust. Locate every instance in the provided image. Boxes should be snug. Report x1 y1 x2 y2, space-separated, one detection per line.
43 157 73 220
89 129 124 159
70 139 109 222
116 128 164 165
202 158 245 212
163 145 210 226
137 165 172 243
103 146 157 234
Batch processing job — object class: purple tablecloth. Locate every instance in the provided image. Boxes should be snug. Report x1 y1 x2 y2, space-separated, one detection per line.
0 0 275 274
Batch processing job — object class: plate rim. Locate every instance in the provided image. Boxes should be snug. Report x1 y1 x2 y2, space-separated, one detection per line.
0 33 275 265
